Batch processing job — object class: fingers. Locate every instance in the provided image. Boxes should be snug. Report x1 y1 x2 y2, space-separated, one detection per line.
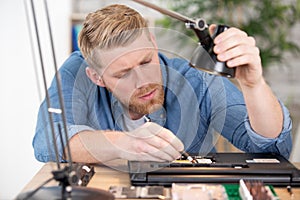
144 132 183 160
208 24 217 36
217 44 260 67
214 27 248 45
124 122 184 161
214 28 252 56
131 122 184 152
147 122 184 151
213 27 259 68
132 141 179 162
226 46 261 68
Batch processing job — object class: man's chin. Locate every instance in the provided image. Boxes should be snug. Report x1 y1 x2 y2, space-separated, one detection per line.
128 86 165 116
147 103 163 114
128 102 163 117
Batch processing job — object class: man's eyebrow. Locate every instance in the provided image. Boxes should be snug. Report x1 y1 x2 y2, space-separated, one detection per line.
112 51 154 77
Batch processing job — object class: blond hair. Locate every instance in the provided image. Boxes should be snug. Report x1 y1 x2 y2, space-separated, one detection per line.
78 4 150 68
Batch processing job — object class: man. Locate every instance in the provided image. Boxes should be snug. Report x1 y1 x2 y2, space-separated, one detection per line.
33 4 292 163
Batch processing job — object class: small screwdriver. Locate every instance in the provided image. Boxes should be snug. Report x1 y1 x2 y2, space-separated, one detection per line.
143 116 197 164
181 151 198 164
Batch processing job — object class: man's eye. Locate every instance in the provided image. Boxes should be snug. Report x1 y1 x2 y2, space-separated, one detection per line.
115 71 130 79
140 59 152 66
115 74 125 79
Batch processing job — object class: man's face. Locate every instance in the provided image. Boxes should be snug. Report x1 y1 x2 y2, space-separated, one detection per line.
97 34 164 119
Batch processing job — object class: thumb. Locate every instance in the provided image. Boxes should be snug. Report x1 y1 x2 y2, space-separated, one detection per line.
208 24 217 36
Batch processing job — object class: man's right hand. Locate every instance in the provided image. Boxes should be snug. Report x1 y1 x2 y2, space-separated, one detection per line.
113 122 184 162
69 122 184 163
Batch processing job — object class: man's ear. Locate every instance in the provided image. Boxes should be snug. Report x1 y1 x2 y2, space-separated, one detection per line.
86 67 105 87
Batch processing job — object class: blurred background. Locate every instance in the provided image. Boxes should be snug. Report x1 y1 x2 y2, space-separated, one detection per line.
154 0 300 155
0 0 299 199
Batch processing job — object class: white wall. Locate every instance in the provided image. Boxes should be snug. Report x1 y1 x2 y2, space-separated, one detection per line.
0 0 71 199
0 1 157 199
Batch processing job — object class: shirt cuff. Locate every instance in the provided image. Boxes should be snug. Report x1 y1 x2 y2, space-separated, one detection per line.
67 124 95 140
56 125 95 162
245 100 292 149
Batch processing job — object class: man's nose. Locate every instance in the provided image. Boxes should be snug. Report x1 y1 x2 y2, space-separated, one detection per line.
133 66 151 88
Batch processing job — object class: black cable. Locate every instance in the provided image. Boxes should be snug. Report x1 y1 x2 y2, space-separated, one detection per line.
20 177 54 200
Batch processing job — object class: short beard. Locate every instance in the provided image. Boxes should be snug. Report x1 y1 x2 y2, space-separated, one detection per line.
128 84 164 116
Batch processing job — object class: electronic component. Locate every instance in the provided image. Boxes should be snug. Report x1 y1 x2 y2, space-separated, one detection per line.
172 183 228 200
239 179 278 200
109 185 170 199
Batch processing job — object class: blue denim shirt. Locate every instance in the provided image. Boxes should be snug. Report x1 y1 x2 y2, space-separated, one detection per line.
33 51 292 162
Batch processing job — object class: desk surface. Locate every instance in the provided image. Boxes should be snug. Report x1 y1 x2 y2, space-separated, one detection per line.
20 162 300 199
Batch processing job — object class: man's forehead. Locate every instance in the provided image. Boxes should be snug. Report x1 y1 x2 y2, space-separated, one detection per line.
95 33 154 68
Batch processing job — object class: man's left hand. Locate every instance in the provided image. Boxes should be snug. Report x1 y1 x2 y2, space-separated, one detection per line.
210 25 263 88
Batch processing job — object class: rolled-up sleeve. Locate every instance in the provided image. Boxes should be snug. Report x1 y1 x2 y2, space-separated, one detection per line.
245 100 292 159
33 120 95 162
32 52 96 162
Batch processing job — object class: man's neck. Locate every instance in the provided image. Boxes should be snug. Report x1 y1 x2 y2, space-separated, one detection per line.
128 111 144 120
